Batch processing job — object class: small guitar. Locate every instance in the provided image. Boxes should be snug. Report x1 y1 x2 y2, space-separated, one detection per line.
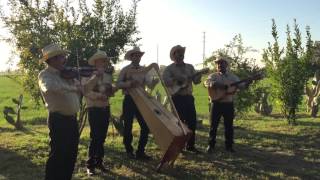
168 68 210 95
208 73 264 101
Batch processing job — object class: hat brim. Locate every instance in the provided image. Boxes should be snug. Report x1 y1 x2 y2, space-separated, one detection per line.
124 50 145 60
39 50 69 64
88 55 110 66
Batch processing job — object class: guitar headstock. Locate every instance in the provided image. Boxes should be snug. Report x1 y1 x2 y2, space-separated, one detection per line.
196 68 210 74
251 72 265 81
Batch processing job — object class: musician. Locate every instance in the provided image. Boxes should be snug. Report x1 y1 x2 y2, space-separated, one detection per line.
82 50 117 175
162 45 202 153
38 44 81 180
117 47 158 160
204 57 251 153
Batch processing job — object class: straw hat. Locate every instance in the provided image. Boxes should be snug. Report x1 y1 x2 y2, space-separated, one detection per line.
88 50 110 66
170 45 186 61
124 47 145 60
40 44 69 63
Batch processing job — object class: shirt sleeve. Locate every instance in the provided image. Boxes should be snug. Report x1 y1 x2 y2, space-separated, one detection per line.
116 68 128 88
191 65 201 84
162 66 174 86
204 74 215 87
38 72 77 94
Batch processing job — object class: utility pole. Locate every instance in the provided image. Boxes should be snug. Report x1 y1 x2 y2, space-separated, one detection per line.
156 44 159 65
202 32 206 68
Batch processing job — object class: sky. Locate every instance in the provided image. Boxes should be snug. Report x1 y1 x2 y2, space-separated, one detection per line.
1 0 320 71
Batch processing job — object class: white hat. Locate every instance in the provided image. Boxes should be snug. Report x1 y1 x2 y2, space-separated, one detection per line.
88 50 110 66
124 47 145 60
40 44 69 63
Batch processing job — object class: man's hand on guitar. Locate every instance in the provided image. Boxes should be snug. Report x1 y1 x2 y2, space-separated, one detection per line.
212 82 228 90
129 80 140 88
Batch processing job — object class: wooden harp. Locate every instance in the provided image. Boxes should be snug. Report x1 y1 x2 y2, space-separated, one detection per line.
126 63 192 171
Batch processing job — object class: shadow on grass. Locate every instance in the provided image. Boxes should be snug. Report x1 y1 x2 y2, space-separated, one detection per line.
0 147 44 180
24 116 47 125
4 117 314 180
164 122 319 179
0 125 36 135
295 120 320 127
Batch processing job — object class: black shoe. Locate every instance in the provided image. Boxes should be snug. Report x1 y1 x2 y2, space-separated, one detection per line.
86 168 96 176
226 147 235 153
206 146 214 154
96 163 108 173
127 152 135 159
186 146 202 154
136 152 151 160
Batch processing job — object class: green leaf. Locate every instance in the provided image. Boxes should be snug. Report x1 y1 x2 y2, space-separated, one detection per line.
3 106 16 114
4 114 16 125
12 98 19 104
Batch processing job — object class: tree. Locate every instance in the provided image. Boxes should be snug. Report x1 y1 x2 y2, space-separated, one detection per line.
263 19 314 124
1 0 140 105
204 34 262 116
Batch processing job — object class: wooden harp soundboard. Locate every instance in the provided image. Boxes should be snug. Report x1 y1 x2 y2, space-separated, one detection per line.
126 64 192 171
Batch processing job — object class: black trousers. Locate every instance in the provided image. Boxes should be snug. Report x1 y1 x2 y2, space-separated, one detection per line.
122 95 149 154
209 102 235 148
172 95 197 148
86 107 110 168
45 112 79 180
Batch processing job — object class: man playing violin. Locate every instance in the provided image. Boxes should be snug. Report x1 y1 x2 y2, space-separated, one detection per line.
117 47 158 160
204 57 252 154
162 45 203 154
38 44 82 180
82 50 117 176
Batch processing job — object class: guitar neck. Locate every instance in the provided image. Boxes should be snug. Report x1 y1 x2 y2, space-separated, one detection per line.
230 78 250 87
191 68 209 79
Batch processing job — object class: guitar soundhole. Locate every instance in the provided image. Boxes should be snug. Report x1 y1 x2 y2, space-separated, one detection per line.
154 109 161 115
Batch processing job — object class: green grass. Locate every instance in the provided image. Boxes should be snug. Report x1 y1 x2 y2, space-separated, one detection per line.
0 76 320 180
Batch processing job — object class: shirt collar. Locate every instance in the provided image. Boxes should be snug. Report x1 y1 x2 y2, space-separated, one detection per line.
174 62 186 67
130 63 141 69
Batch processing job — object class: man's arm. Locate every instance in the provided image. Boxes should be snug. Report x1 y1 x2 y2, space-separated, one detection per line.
191 65 201 85
162 66 174 87
116 68 132 89
38 73 78 94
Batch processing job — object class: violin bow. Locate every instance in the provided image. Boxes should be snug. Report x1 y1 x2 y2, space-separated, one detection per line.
154 67 188 135
76 48 87 137
76 48 82 85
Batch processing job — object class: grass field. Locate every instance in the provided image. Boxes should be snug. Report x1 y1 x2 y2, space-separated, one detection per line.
0 76 320 180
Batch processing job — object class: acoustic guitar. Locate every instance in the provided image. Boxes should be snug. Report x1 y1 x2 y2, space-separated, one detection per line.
168 68 210 95
208 73 264 101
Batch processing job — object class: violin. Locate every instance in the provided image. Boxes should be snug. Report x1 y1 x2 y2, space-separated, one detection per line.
60 66 114 79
